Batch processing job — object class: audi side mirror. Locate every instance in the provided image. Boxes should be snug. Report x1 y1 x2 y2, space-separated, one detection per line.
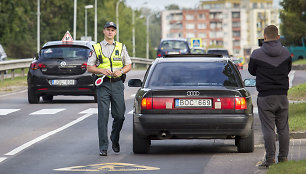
128 79 142 87
244 79 256 87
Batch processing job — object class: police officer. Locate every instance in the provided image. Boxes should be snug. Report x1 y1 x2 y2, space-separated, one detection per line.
87 22 132 156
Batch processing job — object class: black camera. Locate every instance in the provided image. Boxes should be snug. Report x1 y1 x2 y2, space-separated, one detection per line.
258 39 264 47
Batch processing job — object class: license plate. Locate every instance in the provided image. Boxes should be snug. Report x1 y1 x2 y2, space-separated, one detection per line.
168 51 179 54
175 99 212 108
50 80 75 86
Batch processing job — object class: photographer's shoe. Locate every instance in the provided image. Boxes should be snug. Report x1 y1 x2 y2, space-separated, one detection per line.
258 159 275 169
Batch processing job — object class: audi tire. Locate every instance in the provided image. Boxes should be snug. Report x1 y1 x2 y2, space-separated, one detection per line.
236 128 254 153
133 125 150 154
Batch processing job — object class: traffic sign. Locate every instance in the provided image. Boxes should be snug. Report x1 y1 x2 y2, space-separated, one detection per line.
61 31 73 42
190 38 202 48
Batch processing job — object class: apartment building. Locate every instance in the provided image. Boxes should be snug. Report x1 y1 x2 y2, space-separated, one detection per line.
161 9 210 48
161 0 279 58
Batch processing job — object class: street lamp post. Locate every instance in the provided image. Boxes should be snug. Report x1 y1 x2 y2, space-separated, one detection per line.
85 5 94 38
73 0 77 39
37 0 40 53
132 10 135 58
116 0 122 42
94 0 97 42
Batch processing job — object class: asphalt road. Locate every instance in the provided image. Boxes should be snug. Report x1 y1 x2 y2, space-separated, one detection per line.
0 69 305 174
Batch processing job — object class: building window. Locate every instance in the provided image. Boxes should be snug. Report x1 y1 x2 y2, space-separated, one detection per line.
233 3 240 8
232 22 240 28
198 14 206 19
186 24 195 29
210 32 216 38
210 12 222 19
186 14 194 20
187 33 195 38
198 23 207 29
216 31 223 38
210 22 222 29
234 49 240 54
198 32 207 38
233 40 240 46
233 31 240 37
232 12 240 19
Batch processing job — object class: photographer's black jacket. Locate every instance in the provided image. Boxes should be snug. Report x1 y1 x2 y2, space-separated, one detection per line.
248 40 292 97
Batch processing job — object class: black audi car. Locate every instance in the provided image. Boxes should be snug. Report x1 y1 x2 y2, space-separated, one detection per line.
27 40 96 104
128 54 255 154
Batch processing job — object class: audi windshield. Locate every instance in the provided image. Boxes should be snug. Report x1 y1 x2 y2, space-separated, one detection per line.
146 62 241 88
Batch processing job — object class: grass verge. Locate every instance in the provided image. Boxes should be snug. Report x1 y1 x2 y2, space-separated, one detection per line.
0 76 27 92
288 83 306 101
292 59 306 65
289 102 306 131
288 83 306 131
268 160 306 174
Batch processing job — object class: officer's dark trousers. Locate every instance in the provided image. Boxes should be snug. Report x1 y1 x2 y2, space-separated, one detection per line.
257 95 289 161
96 80 125 152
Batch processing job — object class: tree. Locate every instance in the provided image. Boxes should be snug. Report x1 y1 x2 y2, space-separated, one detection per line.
165 4 180 10
280 0 306 45
0 0 150 59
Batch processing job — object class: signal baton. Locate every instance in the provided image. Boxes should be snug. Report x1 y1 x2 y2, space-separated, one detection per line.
95 74 105 86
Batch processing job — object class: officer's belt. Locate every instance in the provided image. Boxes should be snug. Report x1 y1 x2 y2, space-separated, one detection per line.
103 76 122 82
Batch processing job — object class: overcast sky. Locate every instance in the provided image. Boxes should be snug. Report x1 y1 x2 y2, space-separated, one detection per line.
125 0 282 10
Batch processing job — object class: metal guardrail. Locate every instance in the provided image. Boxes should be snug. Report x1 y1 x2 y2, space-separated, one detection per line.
0 57 153 81
0 58 33 81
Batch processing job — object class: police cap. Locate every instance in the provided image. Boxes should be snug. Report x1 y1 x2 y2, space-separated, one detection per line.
104 22 117 29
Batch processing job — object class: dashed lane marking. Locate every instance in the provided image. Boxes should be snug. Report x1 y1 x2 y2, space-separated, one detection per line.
30 109 66 115
54 163 160 172
0 109 20 115
79 108 97 114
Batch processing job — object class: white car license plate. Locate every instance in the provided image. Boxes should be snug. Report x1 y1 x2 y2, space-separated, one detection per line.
50 80 75 86
175 99 212 108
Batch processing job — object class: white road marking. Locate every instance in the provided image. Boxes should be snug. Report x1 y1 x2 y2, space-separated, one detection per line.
0 157 7 163
128 110 133 114
289 70 295 88
79 108 97 114
131 94 136 98
30 109 66 115
5 113 93 156
0 109 20 115
253 107 258 114
79 108 133 115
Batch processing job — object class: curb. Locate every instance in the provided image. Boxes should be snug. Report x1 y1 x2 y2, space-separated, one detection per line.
292 64 306 70
290 131 306 139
